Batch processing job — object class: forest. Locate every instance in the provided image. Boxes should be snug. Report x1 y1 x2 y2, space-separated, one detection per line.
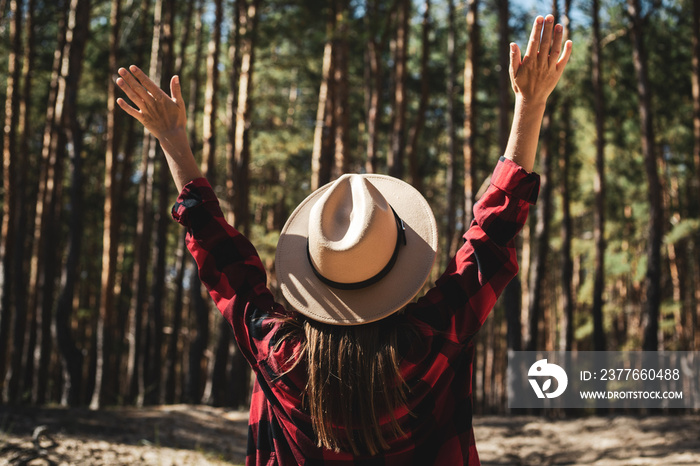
0 0 698 415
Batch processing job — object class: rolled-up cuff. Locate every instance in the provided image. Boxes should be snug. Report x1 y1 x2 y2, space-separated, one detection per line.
171 177 218 227
490 156 541 204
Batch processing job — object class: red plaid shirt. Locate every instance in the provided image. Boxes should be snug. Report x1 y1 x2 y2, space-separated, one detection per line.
172 157 539 465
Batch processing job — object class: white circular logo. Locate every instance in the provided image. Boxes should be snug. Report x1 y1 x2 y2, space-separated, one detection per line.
528 359 568 398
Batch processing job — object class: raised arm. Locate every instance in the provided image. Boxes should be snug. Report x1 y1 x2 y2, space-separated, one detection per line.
504 14 573 172
116 65 202 192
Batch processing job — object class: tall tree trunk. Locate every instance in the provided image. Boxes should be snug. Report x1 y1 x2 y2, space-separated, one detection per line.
0 0 23 401
123 0 151 404
332 0 350 179
557 0 575 352
35 0 89 405
123 0 164 408
226 0 240 225
526 1 558 352
231 0 259 237
405 0 430 194
627 0 662 351
311 7 334 190
692 0 700 351
591 0 606 351
388 0 408 179
6 0 35 404
54 0 90 408
445 0 458 265
202 0 231 407
93 0 121 410
463 0 478 228
497 0 523 355
184 0 208 404
144 0 175 406
201 0 222 180
23 0 68 402
363 0 396 175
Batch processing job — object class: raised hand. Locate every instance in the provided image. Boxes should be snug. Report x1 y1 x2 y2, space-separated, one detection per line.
509 15 573 104
116 65 202 191
116 65 187 141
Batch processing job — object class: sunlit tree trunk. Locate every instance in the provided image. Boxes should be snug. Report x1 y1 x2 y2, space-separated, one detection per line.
496 0 522 356
123 0 151 404
232 0 259 237
557 0 574 352
463 0 478 229
201 0 230 407
332 0 349 179
628 0 662 351
201 0 222 181
144 0 175 405
692 0 700 351
526 0 558 352
0 0 23 401
445 0 458 265
591 0 606 351
184 0 207 404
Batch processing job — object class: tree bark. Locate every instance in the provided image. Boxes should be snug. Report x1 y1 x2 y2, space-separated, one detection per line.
405 0 430 194
591 0 606 351
144 0 175 406
311 7 334 190
0 0 23 401
627 0 662 351
445 0 458 265
6 0 35 404
231 0 259 237
463 0 478 230
332 0 350 179
201 0 222 181
692 0 700 351
388 0 408 179
123 0 151 404
54 0 90 407
23 0 68 402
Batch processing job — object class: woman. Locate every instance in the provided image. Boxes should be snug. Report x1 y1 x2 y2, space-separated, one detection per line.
117 15 571 465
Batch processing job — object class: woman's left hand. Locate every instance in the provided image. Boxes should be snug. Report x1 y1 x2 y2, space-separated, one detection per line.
116 65 187 142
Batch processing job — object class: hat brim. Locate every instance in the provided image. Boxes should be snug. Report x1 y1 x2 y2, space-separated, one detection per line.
275 175 438 325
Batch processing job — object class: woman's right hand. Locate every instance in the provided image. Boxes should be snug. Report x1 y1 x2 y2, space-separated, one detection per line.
509 15 572 105
116 65 186 142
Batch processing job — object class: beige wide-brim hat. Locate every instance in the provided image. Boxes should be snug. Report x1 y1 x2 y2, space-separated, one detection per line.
276 173 438 325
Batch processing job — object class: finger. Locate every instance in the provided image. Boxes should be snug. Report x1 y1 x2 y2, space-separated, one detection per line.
524 16 544 59
117 68 150 103
170 75 183 104
538 15 555 60
549 24 564 67
116 74 147 106
556 40 573 70
129 65 167 100
116 97 143 122
509 42 521 80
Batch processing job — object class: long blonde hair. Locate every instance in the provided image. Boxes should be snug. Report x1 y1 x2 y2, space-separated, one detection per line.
276 314 414 456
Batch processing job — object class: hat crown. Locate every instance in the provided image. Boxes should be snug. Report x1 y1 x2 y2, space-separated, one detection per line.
308 175 398 285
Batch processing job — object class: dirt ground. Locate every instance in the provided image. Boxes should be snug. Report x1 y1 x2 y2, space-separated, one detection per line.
1 405 699 465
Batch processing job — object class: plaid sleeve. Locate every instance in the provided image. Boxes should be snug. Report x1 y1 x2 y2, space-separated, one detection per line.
410 156 540 343
172 177 282 367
